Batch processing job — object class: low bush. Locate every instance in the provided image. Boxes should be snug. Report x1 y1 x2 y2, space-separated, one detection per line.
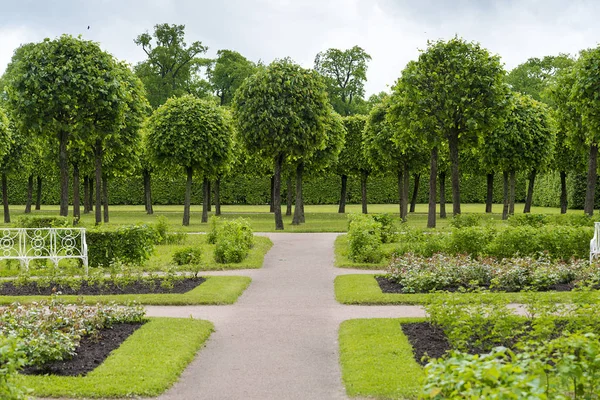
372 213 397 243
152 216 187 245
87 225 158 268
507 213 548 227
0 337 29 400
15 216 71 228
347 214 383 263
449 214 482 228
448 227 495 257
213 218 254 263
206 216 219 244
172 246 202 266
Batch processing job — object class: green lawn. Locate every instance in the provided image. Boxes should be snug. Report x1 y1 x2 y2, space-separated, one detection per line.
0 275 251 305
22 317 213 398
339 318 424 399
334 274 600 305
0 203 565 232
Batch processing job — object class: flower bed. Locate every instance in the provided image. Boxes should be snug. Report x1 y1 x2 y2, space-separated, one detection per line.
385 253 596 293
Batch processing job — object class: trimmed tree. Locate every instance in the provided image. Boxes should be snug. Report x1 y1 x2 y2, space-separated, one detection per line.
340 116 370 214
394 37 507 217
233 59 330 230
6 36 125 217
147 95 233 226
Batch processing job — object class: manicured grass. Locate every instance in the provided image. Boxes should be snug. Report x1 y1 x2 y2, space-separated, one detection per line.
334 234 394 269
334 274 600 305
22 317 213 398
0 275 251 305
0 203 565 232
339 318 424 399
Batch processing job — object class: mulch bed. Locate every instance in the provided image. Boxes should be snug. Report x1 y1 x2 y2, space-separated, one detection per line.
0 277 205 296
22 322 145 376
375 276 574 294
401 322 451 366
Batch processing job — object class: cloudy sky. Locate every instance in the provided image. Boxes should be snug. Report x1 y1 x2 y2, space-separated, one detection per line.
1 0 599 96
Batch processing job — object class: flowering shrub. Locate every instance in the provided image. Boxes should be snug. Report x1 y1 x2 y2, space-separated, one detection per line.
0 299 146 367
386 253 591 293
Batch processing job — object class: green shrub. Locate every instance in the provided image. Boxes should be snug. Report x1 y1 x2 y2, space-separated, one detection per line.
449 214 481 228
87 225 158 268
372 213 397 243
152 216 187 245
213 218 254 263
172 246 202 266
347 214 383 263
206 216 219 244
449 227 495 257
507 213 548 227
484 226 542 258
15 216 71 228
0 337 29 400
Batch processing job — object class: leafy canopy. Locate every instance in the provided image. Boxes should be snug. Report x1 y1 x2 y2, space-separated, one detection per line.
207 50 257 106
233 58 330 160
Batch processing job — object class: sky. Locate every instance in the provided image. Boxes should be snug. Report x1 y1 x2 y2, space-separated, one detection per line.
1 0 599 97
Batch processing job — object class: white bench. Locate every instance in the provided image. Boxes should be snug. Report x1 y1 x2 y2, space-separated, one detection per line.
591 222 600 263
0 228 88 274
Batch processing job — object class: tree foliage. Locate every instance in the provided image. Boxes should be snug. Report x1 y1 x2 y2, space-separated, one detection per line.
314 46 371 115
134 23 210 108
207 50 256 106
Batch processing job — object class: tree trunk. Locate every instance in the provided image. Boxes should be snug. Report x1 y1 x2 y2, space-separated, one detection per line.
59 131 69 216
143 170 154 215
207 181 212 212
486 173 494 213
402 164 409 221
269 175 275 213
502 171 509 220
509 170 516 216
35 176 42 210
292 162 304 225
585 144 598 216
410 173 420 213
94 140 103 225
88 177 94 212
448 129 461 215
273 155 284 230
286 177 293 216
397 167 404 219
361 170 368 214
439 171 447 219
523 168 537 213
427 147 438 228
183 166 192 226
202 177 209 223
25 175 33 213
83 176 90 214
102 175 109 223
73 164 80 221
215 178 221 216
2 173 9 223
338 175 347 213
560 171 568 214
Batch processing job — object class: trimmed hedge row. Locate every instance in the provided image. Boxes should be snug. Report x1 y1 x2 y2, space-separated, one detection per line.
2 169 592 208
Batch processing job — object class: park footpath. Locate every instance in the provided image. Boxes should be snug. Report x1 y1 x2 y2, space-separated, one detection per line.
144 233 426 400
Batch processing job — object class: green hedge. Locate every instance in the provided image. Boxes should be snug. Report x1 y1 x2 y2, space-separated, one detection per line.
87 225 157 268
1 168 590 208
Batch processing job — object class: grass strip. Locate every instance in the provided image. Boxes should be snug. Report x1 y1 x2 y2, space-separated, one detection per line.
339 318 424 399
0 275 251 305
334 234 393 269
22 317 213 397
334 274 600 305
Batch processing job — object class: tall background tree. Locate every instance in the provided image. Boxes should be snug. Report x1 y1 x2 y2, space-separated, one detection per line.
233 59 330 230
314 46 371 116
134 23 210 108
147 95 233 226
395 37 508 217
207 50 257 106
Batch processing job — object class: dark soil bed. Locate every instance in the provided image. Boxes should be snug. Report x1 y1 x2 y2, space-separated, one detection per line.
401 322 451 365
0 277 205 296
22 322 144 376
376 276 574 294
